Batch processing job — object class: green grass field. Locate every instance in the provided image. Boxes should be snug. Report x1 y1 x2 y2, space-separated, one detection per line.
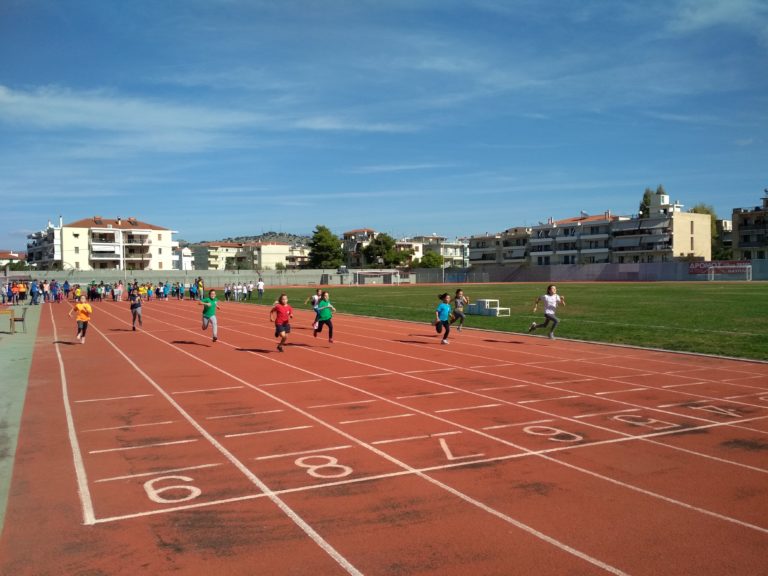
249 282 768 361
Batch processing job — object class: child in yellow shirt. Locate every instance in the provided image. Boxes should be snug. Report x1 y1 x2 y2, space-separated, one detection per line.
68 295 93 344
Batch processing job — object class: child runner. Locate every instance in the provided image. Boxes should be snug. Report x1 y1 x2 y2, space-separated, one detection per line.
270 293 293 352
200 289 220 342
435 293 452 345
129 288 143 331
68 295 93 344
450 289 470 331
528 284 566 340
304 288 323 329
313 291 336 343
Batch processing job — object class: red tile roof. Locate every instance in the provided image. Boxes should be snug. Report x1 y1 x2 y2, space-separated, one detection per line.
63 217 169 230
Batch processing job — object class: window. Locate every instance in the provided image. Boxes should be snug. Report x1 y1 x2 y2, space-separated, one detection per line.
74 246 79 254
158 247 163 255
75 262 80 269
690 221 694 234
691 238 694 251
158 233 163 241
159 262 163 269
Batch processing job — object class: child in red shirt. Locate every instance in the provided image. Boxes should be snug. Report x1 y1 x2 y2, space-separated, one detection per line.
270 293 294 352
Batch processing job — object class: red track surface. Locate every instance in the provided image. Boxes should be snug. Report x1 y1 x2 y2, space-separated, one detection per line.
1 298 767 575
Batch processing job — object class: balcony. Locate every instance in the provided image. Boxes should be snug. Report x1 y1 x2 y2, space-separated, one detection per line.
555 249 578 255
580 247 610 254
737 240 768 248
529 237 554 245
90 253 121 260
579 233 610 240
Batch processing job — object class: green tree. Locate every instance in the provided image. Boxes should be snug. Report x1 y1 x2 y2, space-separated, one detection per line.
361 233 407 267
417 251 444 268
639 187 653 218
275 262 286 272
308 225 343 269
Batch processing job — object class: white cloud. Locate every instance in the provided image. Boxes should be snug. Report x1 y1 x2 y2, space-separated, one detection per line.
347 163 454 174
292 115 418 133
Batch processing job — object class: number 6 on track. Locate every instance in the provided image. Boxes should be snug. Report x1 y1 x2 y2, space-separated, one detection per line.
144 476 202 504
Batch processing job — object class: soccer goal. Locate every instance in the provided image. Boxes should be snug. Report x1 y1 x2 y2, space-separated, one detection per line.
352 270 401 285
706 264 752 282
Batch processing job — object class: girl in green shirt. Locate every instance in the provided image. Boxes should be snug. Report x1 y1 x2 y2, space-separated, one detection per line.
200 289 221 342
313 291 336 343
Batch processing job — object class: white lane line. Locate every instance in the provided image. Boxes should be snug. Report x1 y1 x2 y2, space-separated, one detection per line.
476 384 527 392
657 401 704 408
404 367 455 374
337 372 392 380
51 307 96 525
371 431 462 445
396 391 458 400
483 419 554 430
75 394 153 404
662 382 708 389
469 363 514 369
518 395 580 404
339 413 415 425
206 409 284 420
89 439 198 454
435 403 502 414
724 392 768 400
172 386 244 395
96 463 223 483
255 446 353 461
595 388 648 396
574 409 641 419
81 420 176 433
90 321 363 576
308 399 378 409
259 378 323 387
225 425 313 439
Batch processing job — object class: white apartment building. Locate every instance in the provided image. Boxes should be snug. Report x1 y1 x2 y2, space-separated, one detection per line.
26 216 178 271
172 246 195 270
469 227 532 267
409 235 469 268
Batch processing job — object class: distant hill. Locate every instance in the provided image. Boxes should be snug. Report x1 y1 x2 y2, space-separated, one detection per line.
196 231 311 245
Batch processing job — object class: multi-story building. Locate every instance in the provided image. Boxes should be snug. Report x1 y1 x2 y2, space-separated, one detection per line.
529 212 617 266
468 233 502 266
191 242 297 270
26 216 177 271
172 247 195 270
715 219 733 259
732 193 768 261
342 229 378 267
395 238 425 265
610 193 711 263
409 235 469 268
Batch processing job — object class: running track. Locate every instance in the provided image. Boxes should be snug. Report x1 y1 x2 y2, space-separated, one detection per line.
1 298 767 575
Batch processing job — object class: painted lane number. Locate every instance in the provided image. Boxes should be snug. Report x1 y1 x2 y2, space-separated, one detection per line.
523 425 583 443
143 476 202 504
295 455 353 479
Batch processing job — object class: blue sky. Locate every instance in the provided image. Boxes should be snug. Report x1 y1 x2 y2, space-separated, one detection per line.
1 0 766 249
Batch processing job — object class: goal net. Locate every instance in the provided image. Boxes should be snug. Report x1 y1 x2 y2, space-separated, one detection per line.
706 265 752 282
352 270 401 285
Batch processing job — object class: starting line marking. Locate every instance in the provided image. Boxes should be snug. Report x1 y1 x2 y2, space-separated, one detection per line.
595 388 648 396
339 413 415 425
254 445 353 461
258 378 323 387
371 431 462 445
224 425 313 438
81 420 176 433
89 438 199 454
661 382 708 389
308 399 378 409
435 403 502 413
95 463 223 483
396 391 459 400
518 395 580 404
206 409 284 420
172 386 245 395
483 419 554 430
574 409 641 419
75 394 153 404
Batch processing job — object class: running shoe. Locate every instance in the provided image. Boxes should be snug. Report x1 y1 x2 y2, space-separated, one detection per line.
277 344 284 352
441 339 449 345
212 336 218 342
528 322 537 333
548 333 555 340
313 329 318 338
329 339 334 343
